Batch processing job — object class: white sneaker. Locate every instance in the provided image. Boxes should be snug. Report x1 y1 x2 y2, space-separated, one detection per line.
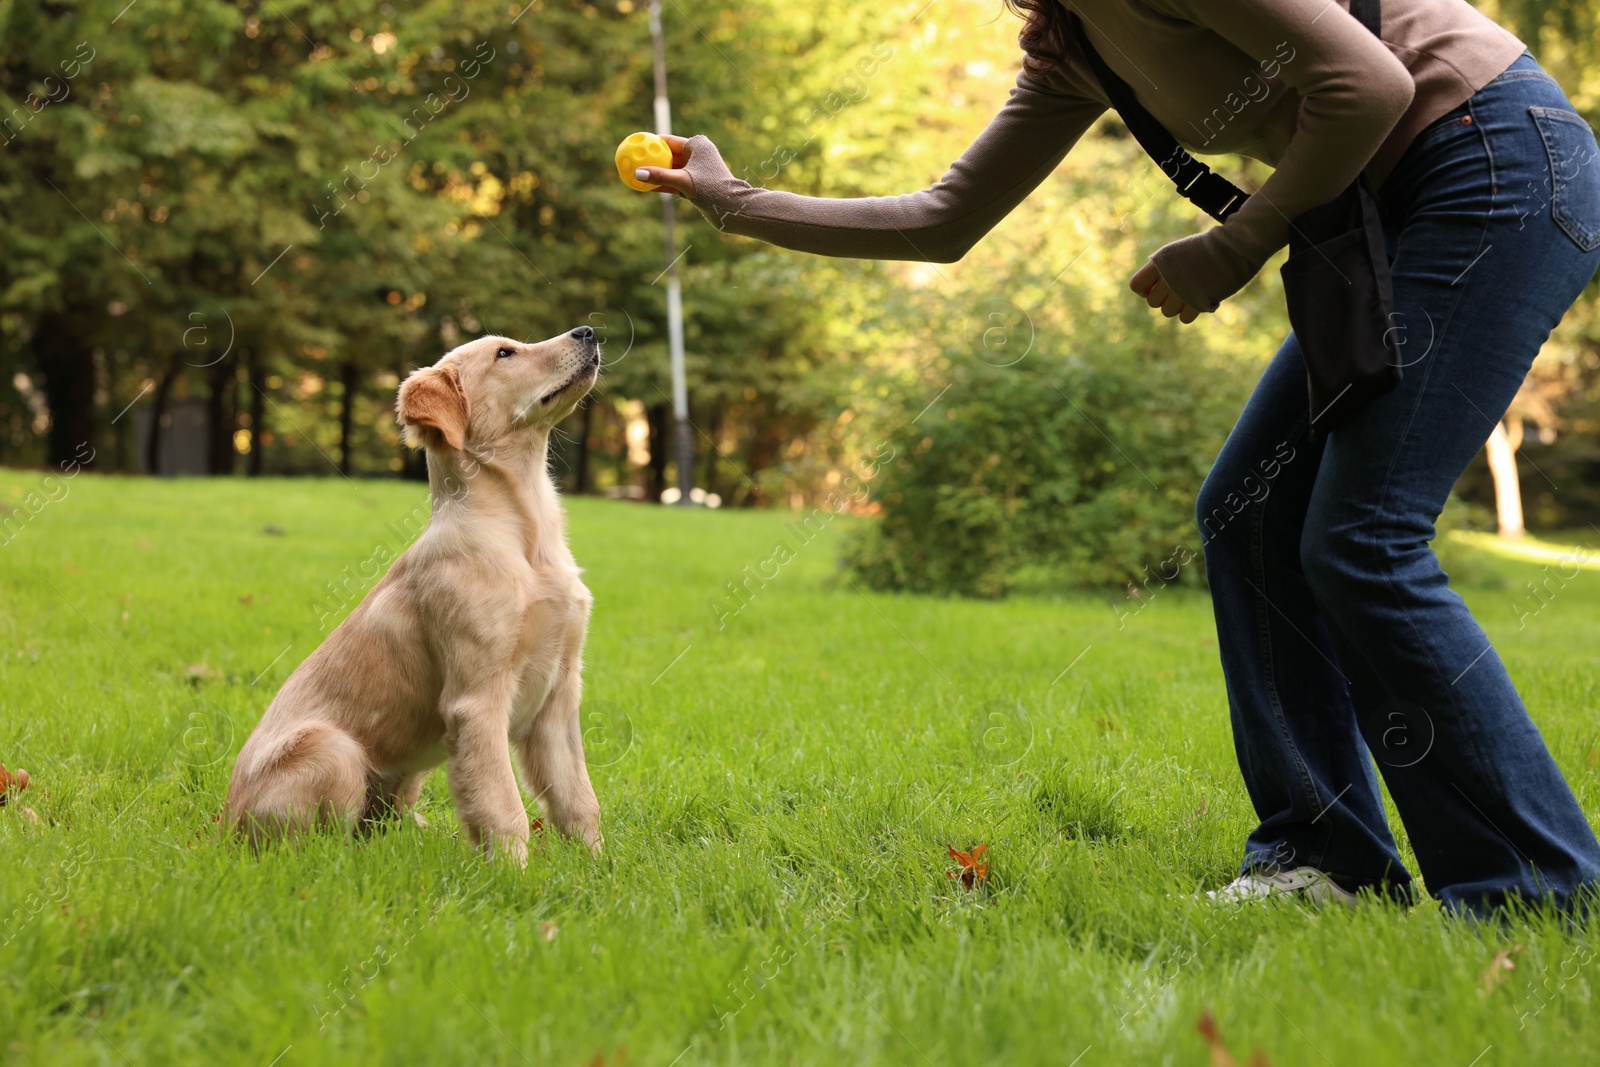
1206 866 1359 907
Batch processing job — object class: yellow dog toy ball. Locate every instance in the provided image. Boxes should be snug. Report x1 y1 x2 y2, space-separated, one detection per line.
616 131 672 192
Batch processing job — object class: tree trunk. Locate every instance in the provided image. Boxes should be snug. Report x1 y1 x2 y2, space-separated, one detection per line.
108 361 131 473
33 312 97 469
205 355 236 475
398 361 428 480
571 400 592 494
1486 420 1525 539
246 349 266 477
339 360 359 476
400 443 428 481
700 408 720 499
614 404 630 491
145 358 181 475
645 402 669 502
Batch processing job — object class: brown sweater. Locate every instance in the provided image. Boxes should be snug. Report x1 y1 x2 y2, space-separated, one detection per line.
682 0 1526 312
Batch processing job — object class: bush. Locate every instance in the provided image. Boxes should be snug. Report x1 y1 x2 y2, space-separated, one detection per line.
843 299 1249 598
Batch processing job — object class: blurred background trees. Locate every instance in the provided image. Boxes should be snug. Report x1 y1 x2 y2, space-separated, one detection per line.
2 0 1597 592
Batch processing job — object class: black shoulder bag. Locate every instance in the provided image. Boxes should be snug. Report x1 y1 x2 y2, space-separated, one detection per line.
1068 0 1401 435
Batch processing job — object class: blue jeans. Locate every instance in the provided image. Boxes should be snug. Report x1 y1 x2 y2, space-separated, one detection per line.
1198 52 1600 915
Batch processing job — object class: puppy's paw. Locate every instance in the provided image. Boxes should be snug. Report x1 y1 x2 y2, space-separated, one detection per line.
575 820 603 855
548 813 602 855
478 829 529 868
503 834 530 868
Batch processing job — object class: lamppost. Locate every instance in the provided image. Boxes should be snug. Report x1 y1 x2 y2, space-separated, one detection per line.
648 0 695 506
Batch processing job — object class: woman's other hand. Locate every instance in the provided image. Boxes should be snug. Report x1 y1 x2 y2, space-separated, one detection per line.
634 134 696 196
1129 261 1201 325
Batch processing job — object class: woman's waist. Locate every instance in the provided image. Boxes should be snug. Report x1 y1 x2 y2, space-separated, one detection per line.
1374 46 1541 186
1381 50 1584 189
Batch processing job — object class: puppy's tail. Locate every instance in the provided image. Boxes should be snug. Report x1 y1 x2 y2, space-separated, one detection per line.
226 722 368 848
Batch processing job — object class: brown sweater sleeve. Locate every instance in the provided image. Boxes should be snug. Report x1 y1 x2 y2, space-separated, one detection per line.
1147 0 1416 311
681 65 1106 263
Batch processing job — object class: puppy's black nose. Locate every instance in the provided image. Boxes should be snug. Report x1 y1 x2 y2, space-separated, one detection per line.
570 325 595 342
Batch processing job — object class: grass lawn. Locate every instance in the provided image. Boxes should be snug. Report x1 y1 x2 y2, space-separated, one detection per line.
2 473 1598 1065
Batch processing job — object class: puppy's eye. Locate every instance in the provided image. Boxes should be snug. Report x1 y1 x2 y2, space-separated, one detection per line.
495 346 515 360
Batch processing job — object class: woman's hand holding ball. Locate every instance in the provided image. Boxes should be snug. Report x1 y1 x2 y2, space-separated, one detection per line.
616 132 696 196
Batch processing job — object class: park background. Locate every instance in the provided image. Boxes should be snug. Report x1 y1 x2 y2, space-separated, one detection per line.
3 0 1599 593
4 2 1600 1065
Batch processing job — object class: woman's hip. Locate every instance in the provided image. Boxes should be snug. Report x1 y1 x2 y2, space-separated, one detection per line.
1380 51 1600 278
1205 53 1599 532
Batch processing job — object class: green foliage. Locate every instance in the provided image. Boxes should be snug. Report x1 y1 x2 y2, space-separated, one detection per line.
1 0 1597 540
0 0 877 479
845 339 1232 597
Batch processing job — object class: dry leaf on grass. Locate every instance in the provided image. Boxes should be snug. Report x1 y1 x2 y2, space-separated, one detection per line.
1197 1010 1276 1067
185 663 222 685
1479 945 1524 995
946 843 989 888
0 763 31 806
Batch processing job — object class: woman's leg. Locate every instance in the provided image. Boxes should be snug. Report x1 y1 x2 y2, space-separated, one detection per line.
1301 54 1600 914
1198 340 1412 895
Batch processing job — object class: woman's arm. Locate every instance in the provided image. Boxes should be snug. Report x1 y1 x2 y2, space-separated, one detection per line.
1145 0 1415 312
661 66 1106 263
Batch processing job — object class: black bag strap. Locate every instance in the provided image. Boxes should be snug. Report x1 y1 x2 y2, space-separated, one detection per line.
1067 0 1381 224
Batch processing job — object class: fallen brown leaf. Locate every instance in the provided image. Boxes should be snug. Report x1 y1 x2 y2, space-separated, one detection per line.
1197 1011 1235 1067
946 843 989 889
1479 944 1523 995
0 763 31 806
185 663 222 685
1197 1010 1275 1067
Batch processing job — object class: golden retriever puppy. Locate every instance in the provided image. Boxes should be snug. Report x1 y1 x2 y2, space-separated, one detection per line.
226 327 603 862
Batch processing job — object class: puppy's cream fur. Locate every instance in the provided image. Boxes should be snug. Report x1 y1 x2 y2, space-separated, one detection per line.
226 328 603 861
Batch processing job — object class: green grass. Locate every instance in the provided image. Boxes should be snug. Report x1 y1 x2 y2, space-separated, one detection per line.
2 472 1598 1066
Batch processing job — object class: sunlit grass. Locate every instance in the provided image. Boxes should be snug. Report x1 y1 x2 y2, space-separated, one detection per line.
2 473 1598 1065
1448 528 1600 571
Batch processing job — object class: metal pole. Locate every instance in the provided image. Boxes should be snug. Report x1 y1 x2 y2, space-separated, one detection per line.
649 0 695 506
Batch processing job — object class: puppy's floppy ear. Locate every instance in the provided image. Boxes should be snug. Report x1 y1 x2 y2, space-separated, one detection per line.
397 364 469 451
